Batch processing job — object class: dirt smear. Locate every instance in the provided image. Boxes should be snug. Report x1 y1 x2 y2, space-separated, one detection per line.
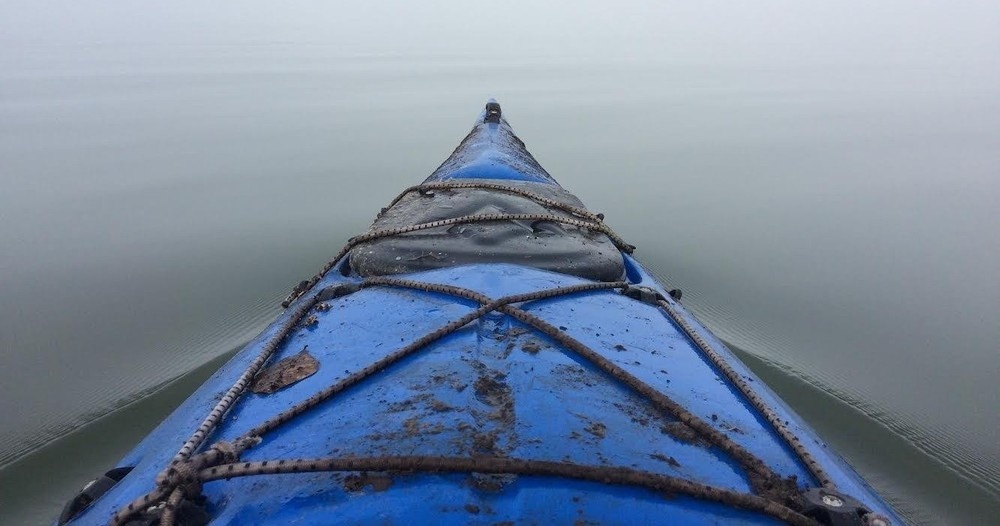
343 472 394 492
585 422 606 439
251 347 319 394
650 453 681 467
661 422 711 448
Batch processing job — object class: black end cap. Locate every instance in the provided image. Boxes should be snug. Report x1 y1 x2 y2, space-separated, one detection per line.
798 488 884 526
315 282 363 302
621 286 666 306
58 467 134 525
484 101 502 123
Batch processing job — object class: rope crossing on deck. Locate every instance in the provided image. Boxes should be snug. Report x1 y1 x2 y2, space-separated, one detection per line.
107 182 865 526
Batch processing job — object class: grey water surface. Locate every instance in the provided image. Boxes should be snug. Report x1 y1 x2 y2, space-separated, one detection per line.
1 2 998 524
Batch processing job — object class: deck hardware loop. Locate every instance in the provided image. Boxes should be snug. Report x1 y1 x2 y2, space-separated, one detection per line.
797 487 888 526
621 285 666 306
314 282 362 302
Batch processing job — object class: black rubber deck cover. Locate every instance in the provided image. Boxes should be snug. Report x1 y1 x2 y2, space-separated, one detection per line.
349 181 625 281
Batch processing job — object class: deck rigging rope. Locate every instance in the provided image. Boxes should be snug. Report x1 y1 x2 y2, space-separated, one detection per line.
655 298 836 489
108 182 848 526
280 182 635 307
376 181 601 222
354 278 785 489
241 280 631 445
196 456 816 526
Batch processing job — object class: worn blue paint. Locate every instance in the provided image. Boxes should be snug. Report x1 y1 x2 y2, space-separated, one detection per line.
425 100 556 184
68 103 904 525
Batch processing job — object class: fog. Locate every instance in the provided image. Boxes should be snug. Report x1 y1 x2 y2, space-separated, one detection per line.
2 1 998 69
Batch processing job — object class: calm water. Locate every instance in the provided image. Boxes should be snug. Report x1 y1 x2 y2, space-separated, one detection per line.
1 10 999 524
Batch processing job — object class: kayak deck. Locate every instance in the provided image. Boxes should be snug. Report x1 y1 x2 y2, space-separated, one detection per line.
64 102 903 525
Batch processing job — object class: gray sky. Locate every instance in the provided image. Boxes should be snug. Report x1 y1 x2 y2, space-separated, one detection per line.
2 1 998 70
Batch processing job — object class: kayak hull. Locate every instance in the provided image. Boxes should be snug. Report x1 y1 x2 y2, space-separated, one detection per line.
64 103 904 525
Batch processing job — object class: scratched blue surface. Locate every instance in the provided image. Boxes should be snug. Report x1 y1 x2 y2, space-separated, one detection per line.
71 264 903 525
68 103 904 525
424 101 557 185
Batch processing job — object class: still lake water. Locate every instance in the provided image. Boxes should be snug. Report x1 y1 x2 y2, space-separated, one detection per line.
0 43 997 524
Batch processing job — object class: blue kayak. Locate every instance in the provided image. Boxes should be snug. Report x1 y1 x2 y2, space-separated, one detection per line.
62 101 904 526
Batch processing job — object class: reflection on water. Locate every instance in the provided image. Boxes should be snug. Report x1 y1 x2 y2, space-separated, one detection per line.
0 351 237 525
0 41 997 524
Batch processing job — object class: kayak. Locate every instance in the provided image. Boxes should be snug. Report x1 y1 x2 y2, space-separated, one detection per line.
61 100 903 526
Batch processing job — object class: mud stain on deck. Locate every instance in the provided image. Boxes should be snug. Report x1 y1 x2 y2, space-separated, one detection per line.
473 372 515 427
469 472 517 492
520 340 542 354
661 422 711 447
250 347 319 394
650 453 681 467
585 421 606 439
553 363 598 387
343 472 394 493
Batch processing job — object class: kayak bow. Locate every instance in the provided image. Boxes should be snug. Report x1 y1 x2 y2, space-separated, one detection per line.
62 101 904 526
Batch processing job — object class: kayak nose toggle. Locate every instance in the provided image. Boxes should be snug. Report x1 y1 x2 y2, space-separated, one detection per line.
484 101 502 123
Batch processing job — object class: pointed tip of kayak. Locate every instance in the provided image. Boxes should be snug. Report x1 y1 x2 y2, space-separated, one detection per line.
483 99 502 123
424 100 557 185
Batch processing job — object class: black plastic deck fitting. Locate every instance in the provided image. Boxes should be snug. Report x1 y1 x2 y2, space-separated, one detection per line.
798 487 888 526
484 101 502 123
